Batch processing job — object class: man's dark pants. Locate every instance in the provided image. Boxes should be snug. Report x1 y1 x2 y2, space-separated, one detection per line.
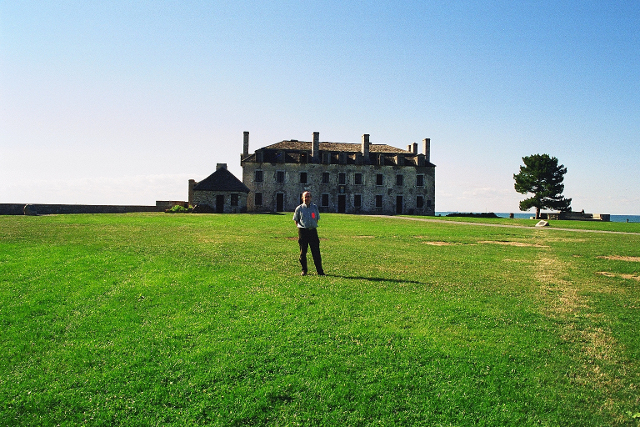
298 227 323 274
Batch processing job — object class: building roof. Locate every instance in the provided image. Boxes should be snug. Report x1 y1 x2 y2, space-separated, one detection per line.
193 167 250 193
263 140 410 154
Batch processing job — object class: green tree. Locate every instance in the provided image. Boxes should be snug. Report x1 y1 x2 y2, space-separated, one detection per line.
513 154 572 219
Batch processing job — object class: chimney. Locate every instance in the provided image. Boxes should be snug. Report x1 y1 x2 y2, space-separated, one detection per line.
362 134 370 157
217 163 227 170
407 144 412 152
312 132 320 162
242 131 249 157
422 138 430 163
188 179 196 205
412 142 418 155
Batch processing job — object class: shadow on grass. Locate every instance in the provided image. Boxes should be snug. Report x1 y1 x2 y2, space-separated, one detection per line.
324 274 425 285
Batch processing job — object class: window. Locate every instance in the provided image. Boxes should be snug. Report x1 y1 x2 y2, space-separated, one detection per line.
300 172 307 184
276 171 285 183
354 194 362 208
339 173 346 185
354 173 363 185
417 196 424 208
416 174 424 187
376 174 383 186
254 170 263 182
254 193 263 206
376 195 383 208
396 174 403 186
322 172 330 184
427 200 432 208
321 194 329 207
339 152 347 164
231 194 239 206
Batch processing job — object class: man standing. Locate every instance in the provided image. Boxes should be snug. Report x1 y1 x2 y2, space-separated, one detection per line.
293 191 325 276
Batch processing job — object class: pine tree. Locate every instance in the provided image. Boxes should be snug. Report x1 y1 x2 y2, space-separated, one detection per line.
513 154 572 219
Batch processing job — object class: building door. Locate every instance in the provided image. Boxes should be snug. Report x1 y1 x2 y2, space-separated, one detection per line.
396 196 403 214
338 195 346 213
276 193 284 212
216 195 225 213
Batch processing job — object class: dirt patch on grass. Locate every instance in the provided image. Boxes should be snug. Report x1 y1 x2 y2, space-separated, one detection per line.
412 236 455 246
479 240 549 248
582 328 618 361
596 271 640 281
540 236 588 243
353 235 376 238
422 241 453 246
535 252 627 415
597 255 640 262
535 254 581 315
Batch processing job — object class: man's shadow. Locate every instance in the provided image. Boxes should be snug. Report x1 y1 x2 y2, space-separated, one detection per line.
323 274 425 285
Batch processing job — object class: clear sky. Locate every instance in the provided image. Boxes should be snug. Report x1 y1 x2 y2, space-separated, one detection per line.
2 1 639 214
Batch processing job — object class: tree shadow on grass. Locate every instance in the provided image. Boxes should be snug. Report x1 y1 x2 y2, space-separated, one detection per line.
324 274 425 285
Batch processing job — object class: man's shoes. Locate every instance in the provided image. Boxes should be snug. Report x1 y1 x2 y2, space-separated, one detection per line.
301 271 324 276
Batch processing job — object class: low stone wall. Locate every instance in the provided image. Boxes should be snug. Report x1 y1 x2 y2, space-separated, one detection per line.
0 203 164 216
543 211 610 222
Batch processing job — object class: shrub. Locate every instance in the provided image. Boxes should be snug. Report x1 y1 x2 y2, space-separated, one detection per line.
165 204 192 213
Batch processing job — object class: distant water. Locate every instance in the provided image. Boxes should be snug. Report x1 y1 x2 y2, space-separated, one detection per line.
435 212 640 223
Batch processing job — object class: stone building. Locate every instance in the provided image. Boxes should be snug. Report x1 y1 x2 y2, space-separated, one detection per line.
188 163 250 213
240 131 435 215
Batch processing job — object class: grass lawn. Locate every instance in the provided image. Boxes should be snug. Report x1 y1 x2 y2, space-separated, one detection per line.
1 213 639 426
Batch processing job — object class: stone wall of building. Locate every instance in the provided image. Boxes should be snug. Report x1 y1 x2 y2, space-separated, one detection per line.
243 162 435 215
192 191 248 213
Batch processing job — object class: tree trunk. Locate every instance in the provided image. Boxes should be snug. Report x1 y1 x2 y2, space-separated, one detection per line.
536 207 541 219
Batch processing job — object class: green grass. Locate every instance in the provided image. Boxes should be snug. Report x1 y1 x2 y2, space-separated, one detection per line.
1 213 639 426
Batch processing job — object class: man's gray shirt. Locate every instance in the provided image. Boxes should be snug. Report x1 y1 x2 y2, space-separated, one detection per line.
293 203 320 229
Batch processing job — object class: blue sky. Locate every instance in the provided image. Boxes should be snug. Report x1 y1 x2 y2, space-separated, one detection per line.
2 1 639 214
